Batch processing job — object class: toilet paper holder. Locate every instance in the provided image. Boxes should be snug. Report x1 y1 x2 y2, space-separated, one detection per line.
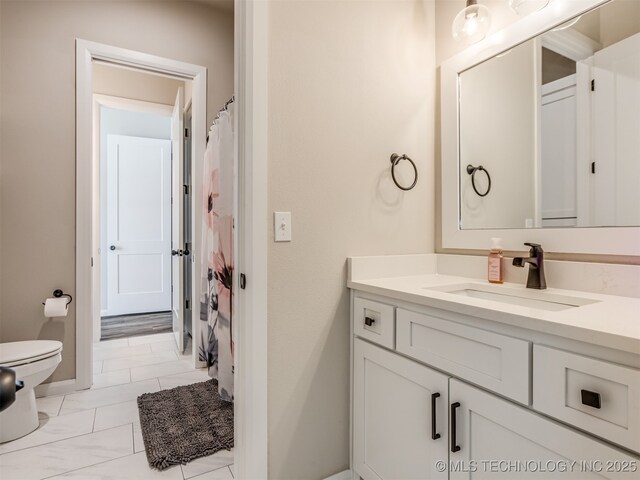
42 289 73 307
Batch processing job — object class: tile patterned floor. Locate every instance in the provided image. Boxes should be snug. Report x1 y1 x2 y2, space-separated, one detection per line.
0 332 234 480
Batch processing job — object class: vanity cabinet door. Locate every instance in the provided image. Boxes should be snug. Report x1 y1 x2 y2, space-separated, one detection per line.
449 379 639 479
353 339 448 480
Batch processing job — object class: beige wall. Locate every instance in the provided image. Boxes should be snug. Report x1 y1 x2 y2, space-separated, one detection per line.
598 0 640 48
571 0 640 48
0 0 233 382
93 63 185 105
0 1 3 333
459 40 536 229
267 0 436 478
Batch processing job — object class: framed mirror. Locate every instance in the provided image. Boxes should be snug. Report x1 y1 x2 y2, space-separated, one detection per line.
441 0 640 255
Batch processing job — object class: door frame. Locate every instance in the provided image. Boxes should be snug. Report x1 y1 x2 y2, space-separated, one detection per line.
77 40 207 379
92 94 174 343
233 1 269 477
77 4 270 473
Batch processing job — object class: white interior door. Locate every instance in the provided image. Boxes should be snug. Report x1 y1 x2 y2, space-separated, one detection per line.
106 134 172 316
171 87 185 349
592 32 640 226
540 74 577 227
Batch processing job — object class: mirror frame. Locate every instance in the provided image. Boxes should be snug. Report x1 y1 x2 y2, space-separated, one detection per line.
441 0 640 255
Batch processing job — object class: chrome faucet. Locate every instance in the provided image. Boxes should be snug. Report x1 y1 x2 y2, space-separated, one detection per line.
512 243 547 290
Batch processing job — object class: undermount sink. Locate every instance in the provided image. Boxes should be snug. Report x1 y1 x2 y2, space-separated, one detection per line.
425 283 600 312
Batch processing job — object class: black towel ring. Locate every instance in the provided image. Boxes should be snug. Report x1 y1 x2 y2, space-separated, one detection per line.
466 164 491 197
390 153 418 191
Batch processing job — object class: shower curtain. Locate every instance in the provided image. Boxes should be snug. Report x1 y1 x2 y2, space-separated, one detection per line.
199 101 234 402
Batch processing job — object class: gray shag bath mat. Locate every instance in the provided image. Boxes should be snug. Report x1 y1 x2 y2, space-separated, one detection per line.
137 379 233 470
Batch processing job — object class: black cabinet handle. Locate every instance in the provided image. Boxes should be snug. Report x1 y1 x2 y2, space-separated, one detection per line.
431 393 441 440
109 245 116 251
451 402 461 452
364 316 375 327
581 389 602 409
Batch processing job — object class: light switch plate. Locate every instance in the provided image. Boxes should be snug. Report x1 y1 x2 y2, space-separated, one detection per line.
274 212 292 242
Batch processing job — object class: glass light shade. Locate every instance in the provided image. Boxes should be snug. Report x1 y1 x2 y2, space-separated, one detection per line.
452 3 492 45
508 0 550 15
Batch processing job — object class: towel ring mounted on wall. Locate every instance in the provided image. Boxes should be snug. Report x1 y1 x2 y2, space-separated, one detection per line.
466 164 492 197
390 153 418 191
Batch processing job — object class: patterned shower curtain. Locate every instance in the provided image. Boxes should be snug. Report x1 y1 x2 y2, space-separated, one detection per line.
199 101 234 402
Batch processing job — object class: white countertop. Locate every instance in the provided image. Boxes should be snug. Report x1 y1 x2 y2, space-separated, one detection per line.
347 255 640 356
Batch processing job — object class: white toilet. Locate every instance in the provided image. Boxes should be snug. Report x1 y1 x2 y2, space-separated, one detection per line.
0 340 63 443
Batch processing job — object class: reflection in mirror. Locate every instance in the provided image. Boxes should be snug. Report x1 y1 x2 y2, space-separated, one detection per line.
458 0 640 230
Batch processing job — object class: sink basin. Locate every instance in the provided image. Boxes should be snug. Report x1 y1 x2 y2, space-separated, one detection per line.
425 283 600 312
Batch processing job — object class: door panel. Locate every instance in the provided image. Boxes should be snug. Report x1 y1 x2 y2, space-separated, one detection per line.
117 254 164 293
541 75 577 223
182 106 193 351
450 379 639 479
171 87 185 351
592 33 640 226
106 135 172 316
353 338 448 480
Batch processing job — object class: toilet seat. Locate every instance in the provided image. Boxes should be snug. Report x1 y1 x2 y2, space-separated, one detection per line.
0 341 63 368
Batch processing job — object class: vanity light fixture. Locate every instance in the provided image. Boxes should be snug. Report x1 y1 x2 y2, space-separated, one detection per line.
452 0 492 45
508 0 550 15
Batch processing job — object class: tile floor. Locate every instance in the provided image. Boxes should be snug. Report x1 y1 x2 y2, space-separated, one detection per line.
0 332 234 480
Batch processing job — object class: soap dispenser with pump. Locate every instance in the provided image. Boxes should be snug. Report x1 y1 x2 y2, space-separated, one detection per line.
488 237 504 284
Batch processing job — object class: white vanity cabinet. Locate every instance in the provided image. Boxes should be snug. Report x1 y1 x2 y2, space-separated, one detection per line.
450 379 639 480
353 339 449 480
350 292 640 480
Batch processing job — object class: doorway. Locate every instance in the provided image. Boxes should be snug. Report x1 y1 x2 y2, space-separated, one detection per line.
76 6 270 470
75 41 208 389
93 64 193 350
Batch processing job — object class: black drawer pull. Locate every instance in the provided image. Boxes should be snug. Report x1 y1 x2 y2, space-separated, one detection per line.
581 389 601 409
431 393 441 440
364 316 375 327
451 402 461 452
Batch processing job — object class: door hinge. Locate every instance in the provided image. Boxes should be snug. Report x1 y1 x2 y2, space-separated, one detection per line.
591 161 596 174
91 257 94 267
183 185 190 195
591 79 595 91
185 299 191 310
240 273 247 290
184 128 190 138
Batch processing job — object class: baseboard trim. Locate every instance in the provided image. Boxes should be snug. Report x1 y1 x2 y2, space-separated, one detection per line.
35 378 80 398
324 470 352 480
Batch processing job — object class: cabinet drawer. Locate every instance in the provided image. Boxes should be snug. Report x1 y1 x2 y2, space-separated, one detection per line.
396 308 530 404
353 297 395 349
534 345 640 454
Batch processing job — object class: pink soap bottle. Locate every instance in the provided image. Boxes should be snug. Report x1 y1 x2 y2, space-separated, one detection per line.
488 237 504 284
